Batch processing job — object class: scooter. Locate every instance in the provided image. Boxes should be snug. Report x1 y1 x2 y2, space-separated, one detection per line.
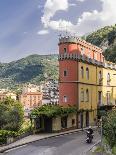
86 131 94 143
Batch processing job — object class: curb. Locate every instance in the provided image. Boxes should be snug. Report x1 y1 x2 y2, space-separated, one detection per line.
0 126 97 153
83 140 101 154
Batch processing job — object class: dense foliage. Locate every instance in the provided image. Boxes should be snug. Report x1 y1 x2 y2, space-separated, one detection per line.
86 24 116 63
103 110 116 148
0 54 58 89
0 97 24 131
31 105 77 118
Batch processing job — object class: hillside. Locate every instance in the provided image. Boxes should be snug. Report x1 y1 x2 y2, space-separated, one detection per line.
86 24 116 63
0 54 59 89
0 25 116 89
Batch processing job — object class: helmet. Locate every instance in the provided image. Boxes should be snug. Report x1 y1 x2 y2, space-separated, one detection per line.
89 126 91 129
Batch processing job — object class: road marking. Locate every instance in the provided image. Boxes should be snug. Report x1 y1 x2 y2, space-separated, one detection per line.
4 144 27 153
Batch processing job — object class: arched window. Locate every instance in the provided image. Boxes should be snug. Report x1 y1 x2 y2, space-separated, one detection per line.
63 96 68 103
99 71 102 84
81 90 84 102
107 73 110 85
64 70 67 76
86 68 89 80
64 48 67 53
86 89 89 102
81 47 84 55
81 66 84 78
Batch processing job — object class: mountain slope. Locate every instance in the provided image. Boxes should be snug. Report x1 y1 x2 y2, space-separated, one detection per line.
0 54 58 89
86 24 116 63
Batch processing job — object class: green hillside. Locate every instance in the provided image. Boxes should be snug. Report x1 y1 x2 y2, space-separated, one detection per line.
0 25 116 89
0 54 59 89
86 24 116 63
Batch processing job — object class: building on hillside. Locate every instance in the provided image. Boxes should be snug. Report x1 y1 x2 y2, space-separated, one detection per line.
0 92 17 101
0 88 9 93
22 83 40 93
19 84 42 117
41 80 59 105
20 92 42 117
58 36 116 128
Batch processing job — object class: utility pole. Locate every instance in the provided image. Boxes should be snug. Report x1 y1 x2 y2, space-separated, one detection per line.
100 116 103 155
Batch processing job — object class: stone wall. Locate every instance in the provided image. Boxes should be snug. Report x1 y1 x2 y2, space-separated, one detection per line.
52 114 77 132
67 114 77 128
52 117 61 132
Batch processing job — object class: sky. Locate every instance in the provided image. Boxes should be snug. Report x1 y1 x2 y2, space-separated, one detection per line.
0 0 116 62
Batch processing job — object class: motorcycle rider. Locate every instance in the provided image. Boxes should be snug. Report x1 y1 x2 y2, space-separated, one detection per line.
86 126 94 143
87 126 93 135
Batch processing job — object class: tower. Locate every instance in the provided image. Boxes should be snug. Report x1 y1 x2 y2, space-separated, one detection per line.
58 36 79 107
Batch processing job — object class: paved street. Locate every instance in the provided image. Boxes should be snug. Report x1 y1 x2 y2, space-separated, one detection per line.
3 131 100 155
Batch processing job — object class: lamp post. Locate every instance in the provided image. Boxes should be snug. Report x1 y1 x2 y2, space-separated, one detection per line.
99 110 106 155
100 116 103 155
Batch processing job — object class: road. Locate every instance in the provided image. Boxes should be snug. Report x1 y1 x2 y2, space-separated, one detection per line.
4 131 100 155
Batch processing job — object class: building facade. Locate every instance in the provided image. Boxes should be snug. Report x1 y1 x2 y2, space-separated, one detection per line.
19 84 42 117
59 36 116 128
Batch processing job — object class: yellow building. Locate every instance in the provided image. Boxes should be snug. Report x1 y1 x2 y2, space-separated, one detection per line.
59 36 116 128
0 92 17 101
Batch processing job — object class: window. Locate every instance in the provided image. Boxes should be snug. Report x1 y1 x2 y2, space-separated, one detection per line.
81 91 84 102
86 68 89 80
64 70 67 76
64 48 67 53
94 52 97 60
107 73 110 85
88 51 91 58
63 96 67 103
33 96 36 100
98 91 102 105
106 92 110 105
61 116 67 128
81 66 84 78
72 119 75 126
99 71 102 84
30 96 32 100
86 89 89 102
81 47 84 55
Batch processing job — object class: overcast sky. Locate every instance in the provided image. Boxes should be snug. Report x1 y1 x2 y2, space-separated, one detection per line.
0 0 116 62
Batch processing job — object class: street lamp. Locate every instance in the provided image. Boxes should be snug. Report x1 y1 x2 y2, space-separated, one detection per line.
100 117 103 155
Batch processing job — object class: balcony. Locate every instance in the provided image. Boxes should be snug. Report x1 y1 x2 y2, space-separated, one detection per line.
99 78 103 85
107 79 111 86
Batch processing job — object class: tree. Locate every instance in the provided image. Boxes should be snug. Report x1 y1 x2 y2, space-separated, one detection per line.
0 97 24 131
103 110 116 148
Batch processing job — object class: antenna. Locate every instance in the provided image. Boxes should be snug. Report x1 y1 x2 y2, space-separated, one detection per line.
58 22 72 38
65 25 68 36
58 21 63 38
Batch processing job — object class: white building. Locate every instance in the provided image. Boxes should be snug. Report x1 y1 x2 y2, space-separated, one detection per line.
41 80 59 105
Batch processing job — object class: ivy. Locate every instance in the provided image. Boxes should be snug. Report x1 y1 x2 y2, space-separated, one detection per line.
31 105 92 118
31 105 77 118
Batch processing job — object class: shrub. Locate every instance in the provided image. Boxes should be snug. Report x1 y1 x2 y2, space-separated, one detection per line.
103 110 116 148
0 97 24 131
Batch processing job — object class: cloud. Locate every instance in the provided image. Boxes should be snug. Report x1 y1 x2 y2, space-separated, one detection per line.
73 0 116 35
41 0 116 36
37 29 49 35
41 0 69 27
